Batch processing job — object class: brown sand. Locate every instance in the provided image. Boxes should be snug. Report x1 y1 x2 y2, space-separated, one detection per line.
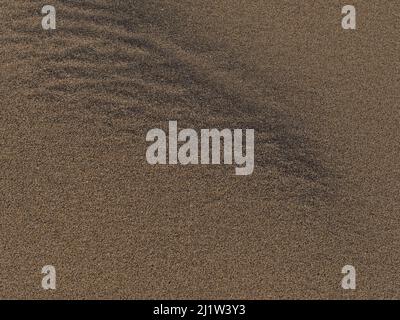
0 0 399 299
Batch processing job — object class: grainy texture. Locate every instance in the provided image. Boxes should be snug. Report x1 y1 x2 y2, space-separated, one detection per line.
0 0 399 299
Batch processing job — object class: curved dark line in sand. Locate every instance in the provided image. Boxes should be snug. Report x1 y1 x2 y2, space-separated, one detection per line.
7 0 340 205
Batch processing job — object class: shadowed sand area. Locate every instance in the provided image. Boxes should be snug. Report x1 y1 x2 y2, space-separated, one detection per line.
0 0 399 298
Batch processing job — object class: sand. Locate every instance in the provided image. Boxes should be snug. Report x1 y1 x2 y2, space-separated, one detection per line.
0 0 399 299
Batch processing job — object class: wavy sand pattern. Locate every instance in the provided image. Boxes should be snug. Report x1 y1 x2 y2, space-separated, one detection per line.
1 0 399 298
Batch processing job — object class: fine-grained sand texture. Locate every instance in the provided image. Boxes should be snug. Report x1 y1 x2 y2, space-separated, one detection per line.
1 0 399 299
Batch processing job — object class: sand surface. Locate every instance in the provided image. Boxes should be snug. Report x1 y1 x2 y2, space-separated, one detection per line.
0 0 399 299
